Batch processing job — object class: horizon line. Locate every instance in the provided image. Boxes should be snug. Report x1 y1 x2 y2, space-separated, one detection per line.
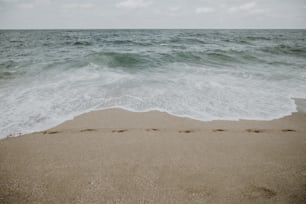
1 28 306 30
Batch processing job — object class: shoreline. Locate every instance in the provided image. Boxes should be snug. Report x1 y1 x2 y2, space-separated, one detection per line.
3 97 306 140
1 104 306 203
41 108 306 135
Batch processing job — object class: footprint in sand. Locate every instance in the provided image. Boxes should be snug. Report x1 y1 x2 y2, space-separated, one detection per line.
179 130 194 133
213 129 226 132
112 129 128 133
243 185 276 199
43 131 60 135
80 129 97 132
281 129 296 132
246 129 265 133
146 128 159 132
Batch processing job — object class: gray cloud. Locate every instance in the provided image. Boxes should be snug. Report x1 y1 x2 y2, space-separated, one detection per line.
0 0 305 29
195 7 215 14
116 0 152 9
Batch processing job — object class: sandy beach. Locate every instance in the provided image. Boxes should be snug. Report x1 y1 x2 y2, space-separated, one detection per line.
1 106 306 203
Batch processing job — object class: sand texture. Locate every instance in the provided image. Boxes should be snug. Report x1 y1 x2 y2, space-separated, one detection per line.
1 109 306 203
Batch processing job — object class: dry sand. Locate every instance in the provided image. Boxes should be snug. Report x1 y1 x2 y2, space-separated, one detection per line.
1 107 306 203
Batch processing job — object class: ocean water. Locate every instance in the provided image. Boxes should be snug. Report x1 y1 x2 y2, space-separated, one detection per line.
0 29 306 138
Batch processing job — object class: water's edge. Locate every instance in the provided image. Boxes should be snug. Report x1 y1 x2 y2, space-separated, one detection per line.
2 98 305 140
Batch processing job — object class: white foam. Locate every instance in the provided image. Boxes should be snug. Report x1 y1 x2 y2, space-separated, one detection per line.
1 63 306 139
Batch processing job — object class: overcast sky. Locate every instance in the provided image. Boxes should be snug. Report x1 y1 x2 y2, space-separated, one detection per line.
0 0 305 29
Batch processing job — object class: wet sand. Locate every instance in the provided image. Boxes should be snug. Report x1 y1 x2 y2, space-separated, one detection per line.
1 108 306 203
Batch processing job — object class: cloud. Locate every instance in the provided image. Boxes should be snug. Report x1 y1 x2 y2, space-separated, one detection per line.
116 0 151 9
18 3 34 9
239 2 256 11
1 0 51 8
227 7 238 13
0 0 21 3
61 3 94 9
227 1 266 14
195 7 215 14
249 8 267 15
169 6 180 12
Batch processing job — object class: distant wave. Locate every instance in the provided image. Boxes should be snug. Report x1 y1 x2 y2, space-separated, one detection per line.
87 51 151 69
86 49 270 69
260 44 306 56
72 41 92 46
